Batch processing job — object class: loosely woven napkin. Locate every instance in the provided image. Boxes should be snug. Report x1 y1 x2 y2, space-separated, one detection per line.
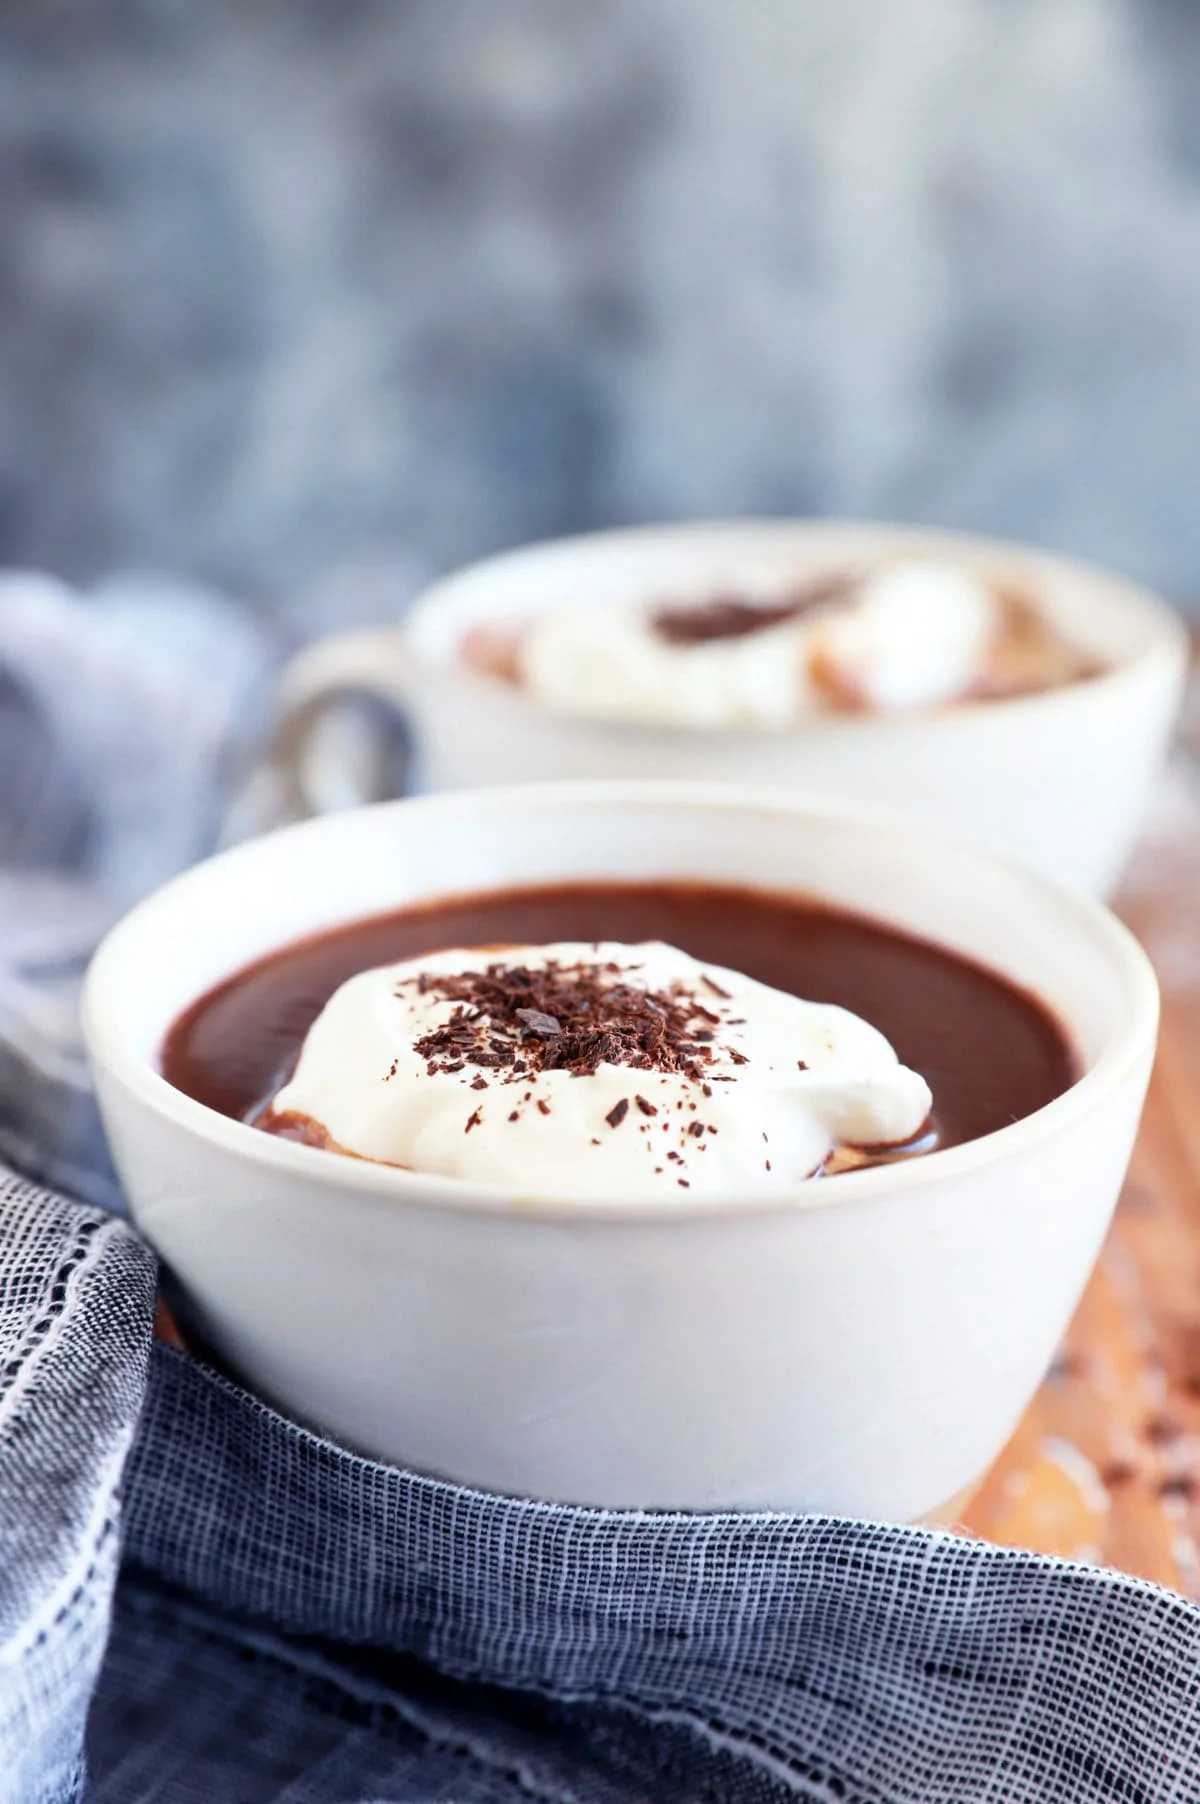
0 573 279 1212
4 574 1200 1803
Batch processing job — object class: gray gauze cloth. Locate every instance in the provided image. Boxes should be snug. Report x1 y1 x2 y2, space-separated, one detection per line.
3 575 1200 1804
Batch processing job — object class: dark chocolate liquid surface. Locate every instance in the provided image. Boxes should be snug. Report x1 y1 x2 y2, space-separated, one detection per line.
162 882 1077 1153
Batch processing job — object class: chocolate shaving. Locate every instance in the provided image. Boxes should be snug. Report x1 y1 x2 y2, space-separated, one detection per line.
410 960 726 1087
536 1098 551 1116
651 573 855 647
606 1098 630 1129
465 1108 482 1134
515 1007 561 1037
687 1120 706 1138
635 1095 658 1116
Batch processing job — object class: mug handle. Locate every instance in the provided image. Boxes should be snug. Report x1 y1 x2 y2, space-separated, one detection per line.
271 627 414 818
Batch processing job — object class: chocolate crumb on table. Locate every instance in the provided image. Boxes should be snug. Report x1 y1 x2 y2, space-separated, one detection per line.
1101 1462 1137 1488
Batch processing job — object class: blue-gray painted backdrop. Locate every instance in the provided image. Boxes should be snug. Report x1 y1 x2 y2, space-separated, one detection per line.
2 0 1200 625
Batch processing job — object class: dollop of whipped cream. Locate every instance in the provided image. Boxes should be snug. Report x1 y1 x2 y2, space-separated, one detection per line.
266 941 933 1200
515 560 999 729
808 561 997 711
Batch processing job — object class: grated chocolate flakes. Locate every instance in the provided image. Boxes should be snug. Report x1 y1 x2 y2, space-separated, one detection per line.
408 960 739 1088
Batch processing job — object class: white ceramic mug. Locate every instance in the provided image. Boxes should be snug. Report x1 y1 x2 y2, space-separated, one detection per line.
84 782 1157 1521
271 522 1187 895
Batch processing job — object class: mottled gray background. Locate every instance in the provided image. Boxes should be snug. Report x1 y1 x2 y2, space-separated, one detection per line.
2 0 1200 629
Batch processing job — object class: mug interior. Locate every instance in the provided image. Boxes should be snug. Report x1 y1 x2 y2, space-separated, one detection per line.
84 784 1157 1210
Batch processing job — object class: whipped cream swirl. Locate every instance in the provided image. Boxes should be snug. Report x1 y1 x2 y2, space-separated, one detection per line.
266 941 933 1200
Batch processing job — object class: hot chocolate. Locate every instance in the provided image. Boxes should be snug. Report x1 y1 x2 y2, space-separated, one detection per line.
162 880 1077 1197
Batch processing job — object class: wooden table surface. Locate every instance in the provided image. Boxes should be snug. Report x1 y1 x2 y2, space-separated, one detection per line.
960 673 1200 1591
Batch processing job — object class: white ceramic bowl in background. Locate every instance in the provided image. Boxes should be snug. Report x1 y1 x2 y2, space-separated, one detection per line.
272 523 1187 896
84 784 1158 1522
